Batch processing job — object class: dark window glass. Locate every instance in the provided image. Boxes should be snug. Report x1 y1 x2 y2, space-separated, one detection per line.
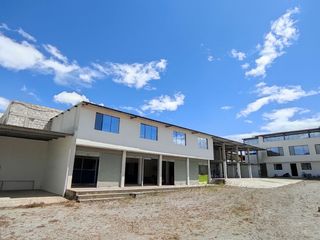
94 112 120 134
94 113 103 130
267 147 284 157
274 164 283 170
301 163 312 170
140 123 158 141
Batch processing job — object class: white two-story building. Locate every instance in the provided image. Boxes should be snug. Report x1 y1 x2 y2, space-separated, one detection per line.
243 128 320 178
0 101 259 197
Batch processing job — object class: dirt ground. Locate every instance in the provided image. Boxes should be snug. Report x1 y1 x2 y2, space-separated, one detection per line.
1 180 320 240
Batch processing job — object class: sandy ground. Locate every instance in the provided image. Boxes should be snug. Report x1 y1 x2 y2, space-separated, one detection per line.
226 178 303 188
1 180 320 240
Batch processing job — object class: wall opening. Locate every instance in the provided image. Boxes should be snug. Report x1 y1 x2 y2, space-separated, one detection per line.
143 158 158 185
71 156 99 187
162 161 174 185
125 158 140 185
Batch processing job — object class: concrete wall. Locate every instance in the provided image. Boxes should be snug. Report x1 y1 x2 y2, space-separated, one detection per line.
42 136 76 195
174 158 187 185
75 105 214 160
0 136 48 190
98 151 122 187
266 162 320 178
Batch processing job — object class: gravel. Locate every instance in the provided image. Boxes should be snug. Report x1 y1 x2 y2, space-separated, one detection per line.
1 180 320 240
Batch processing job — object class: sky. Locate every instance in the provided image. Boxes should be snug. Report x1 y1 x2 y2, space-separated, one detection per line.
0 0 320 141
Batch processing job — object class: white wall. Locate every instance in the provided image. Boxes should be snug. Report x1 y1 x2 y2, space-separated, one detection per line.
42 136 76 195
76 105 214 160
266 162 320 178
0 136 48 190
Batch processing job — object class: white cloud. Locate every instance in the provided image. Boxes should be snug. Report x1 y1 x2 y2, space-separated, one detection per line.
207 55 214 62
244 119 253 124
141 92 185 113
53 91 89 106
241 63 250 69
94 59 167 89
245 7 299 77
224 131 265 142
43 44 68 63
221 105 233 110
21 85 40 101
237 82 318 118
17 28 36 42
0 96 10 111
261 107 320 132
230 49 246 61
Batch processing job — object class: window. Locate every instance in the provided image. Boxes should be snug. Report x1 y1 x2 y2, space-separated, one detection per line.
266 147 284 157
289 145 310 155
244 138 259 145
140 123 158 141
301 163 312 170
94 113 120 133
199 165 208 175
284 133 309 140
263 135 284 142
274 164 283 170
198 137 208 149
315 144 320 154
310 131 320 138
173 131 186 145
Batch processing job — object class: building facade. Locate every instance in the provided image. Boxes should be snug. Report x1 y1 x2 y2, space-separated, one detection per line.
244 128 320 178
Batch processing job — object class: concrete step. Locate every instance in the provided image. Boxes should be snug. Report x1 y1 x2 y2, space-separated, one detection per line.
77 192 132 200
78 196 129 202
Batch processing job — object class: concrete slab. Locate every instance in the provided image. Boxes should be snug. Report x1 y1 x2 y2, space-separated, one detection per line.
225 178 302 189
0 190 67 208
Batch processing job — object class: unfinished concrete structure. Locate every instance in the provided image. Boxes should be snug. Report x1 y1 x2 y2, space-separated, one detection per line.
0 101 259 197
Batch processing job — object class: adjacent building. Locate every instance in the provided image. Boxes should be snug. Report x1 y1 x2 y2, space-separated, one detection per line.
0 101 257 196
243 128 320 178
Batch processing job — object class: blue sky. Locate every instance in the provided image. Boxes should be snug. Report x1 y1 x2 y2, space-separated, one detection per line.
0 0 319 140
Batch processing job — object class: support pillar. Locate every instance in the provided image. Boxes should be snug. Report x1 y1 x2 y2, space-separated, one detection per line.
207 160 211 183
247 148 253 178
222 143 227 179
158 155 162 186
219 162 223 178
138 157 142 185
120 150 126 188
186 158 190 185
235 146 241 178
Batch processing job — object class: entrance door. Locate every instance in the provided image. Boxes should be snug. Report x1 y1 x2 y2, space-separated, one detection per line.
143 158 158 185
125 158 139 185
72 156 99 187
290 163 298 177
162 161 174 185
260 163 268 177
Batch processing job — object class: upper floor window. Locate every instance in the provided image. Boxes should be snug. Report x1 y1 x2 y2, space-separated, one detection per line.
244 138 259 145
315 144 320 154
301 163 312 170
263 135 284 142
94 113 120 133
289 145 310 156
173 131 186 145
310 131 320 138
266 147 284 157
198 137 208 149
140 123 158 141
284 133 309 140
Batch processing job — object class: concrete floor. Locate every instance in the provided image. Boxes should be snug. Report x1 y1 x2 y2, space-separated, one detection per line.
226 178 302 188
0 190 67 208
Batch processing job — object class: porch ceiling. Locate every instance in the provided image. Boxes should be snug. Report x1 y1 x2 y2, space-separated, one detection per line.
0 124 72 141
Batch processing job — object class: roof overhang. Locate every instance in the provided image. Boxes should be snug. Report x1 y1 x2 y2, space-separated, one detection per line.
0 124 73 141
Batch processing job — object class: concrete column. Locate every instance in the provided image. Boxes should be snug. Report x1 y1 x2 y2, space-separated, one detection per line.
219 162 223 178
120 150 126 188
158 155 162 186
247 148 253 178
235 146 241 178
222 143 227 179
186 158 190 185
207 160 211 183
138 157 142 185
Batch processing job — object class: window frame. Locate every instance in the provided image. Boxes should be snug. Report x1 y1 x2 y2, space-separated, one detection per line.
94 112 120 134
289 145 310 156
273 164 283 171
301 162 312 171
266 147 284 157
315 144 320 154
197 137 208 149
172 131 186 146
140 123 158 141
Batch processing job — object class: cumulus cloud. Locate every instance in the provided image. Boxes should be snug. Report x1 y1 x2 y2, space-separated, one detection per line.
245 7 299 77
221 105 233 110
0 96 10 111
241 63 250 69
53 91 89 105
141 93 185 113
0 23 166 89
237 82 318 118
93 59 167 89
261 107 320 132
207 55 214 62
230 49 246 61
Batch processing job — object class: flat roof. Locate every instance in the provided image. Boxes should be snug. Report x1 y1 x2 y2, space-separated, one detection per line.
0 124 72 141
52 101 262 151
243 127 320 140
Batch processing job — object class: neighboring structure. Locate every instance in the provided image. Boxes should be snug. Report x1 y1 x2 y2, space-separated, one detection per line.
0 101 258 196
243 128 320 178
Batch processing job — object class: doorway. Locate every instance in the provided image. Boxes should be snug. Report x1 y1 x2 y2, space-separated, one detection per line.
143 158 158 185
162 161 174 185
260 163 268 177
72 156 99 187
290 163 298 177
125 158 139 185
